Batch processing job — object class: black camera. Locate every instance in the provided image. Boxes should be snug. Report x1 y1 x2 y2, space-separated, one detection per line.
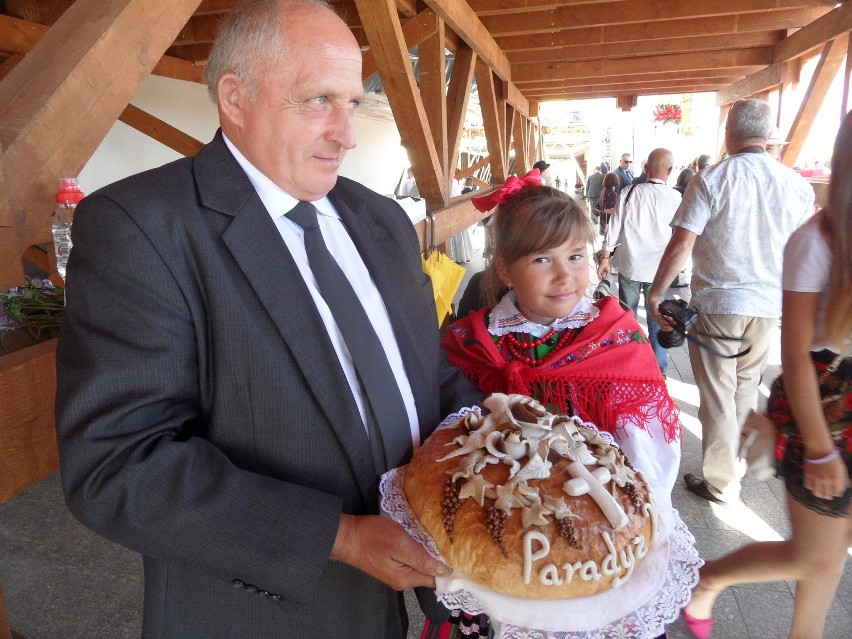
657 299 698 349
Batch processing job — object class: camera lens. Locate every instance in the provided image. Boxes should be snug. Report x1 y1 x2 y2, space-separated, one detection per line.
657 329 684 349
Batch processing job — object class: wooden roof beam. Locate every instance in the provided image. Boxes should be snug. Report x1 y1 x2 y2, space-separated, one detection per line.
508 31 784 66
422 0 510 82
514 49 773 83
4 0 75 25
362 7 437 80
118 104 205 157
353 0 445 206
446 44 476 187
512 111 529 174
505 81 529 118
494 8 830 52
475 59 508 184
419 18 448 187
518 73 746 92
0 13 206 84
531 85 737 102
0 13 48 53
0 0 203 290
774 1 852 62
479 1 836 36
783 34 849 166
717 2 852 104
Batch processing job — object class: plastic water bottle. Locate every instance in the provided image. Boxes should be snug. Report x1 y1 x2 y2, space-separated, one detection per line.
52 178 84 278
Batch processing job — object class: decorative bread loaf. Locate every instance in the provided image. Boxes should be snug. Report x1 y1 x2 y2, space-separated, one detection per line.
404 393 657 599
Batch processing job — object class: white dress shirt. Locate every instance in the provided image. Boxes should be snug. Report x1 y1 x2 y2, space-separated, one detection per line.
604 179 682 283
223 135 420 448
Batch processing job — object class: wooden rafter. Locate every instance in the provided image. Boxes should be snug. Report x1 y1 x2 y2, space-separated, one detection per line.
512 111 528 175
514 48 774 84
717 2 852 104
0 0 203 290
493 8 830 52
783 34 850 165
419 18 448 194
118 104 204 157
362 7 437 80
508 31 784 66
477 1 834 35
446 43 476 189
475 59 507 183
353 0 444 207
422 0 510 81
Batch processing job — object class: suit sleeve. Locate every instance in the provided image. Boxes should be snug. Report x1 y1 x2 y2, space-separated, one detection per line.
56 192 342 608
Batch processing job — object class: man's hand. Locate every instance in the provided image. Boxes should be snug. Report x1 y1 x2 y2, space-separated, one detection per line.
330 514 450 590
596 256 610 280
647 291 671 332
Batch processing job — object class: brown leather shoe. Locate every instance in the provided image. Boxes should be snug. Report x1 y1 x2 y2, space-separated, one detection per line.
683 473 724 504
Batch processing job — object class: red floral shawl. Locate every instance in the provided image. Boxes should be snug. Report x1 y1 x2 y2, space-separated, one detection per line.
441 296 680 442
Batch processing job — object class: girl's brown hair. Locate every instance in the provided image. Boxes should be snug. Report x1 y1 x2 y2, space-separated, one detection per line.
824 111 852 351
482 185 595 305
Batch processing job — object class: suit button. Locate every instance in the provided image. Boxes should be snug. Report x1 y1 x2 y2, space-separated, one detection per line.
245 584 258 593
231 580 245 589
271 594 283 602
259 591 270 597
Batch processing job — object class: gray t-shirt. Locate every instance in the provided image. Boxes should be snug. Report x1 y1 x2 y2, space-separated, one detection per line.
672 151 813 317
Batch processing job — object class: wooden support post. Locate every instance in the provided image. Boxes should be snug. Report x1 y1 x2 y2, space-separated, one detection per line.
118 104 204 157
354 0 445 207
475 60 507 183
0 0 204 290
446 44 476 189
419 18 448 195
784 35 849 166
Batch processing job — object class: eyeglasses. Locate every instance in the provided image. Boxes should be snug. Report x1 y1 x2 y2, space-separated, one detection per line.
622 160 633 164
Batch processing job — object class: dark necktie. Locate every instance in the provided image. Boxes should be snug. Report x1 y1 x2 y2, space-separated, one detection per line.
287 201 411 473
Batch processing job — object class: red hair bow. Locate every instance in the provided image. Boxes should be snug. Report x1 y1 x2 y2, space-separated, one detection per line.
471 169 543 213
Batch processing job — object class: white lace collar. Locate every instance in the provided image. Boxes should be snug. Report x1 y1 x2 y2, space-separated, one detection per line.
488 292 599 337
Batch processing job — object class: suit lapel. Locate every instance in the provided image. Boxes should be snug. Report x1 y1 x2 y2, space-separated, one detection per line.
194 134 378 506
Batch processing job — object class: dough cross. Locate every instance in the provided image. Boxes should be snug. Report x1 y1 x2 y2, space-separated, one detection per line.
563 461 629 529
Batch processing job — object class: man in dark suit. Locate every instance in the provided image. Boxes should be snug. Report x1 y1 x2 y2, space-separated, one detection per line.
55 1 482 637
614 152 635 193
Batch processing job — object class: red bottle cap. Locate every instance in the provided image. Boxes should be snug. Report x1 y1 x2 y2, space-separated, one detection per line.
56 177 85 205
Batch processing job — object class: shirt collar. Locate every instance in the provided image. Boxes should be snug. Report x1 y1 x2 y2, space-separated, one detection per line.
488 291 599 337
222 133 338 220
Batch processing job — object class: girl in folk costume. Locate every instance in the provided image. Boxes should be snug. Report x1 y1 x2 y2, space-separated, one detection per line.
423 173 681 639
681 112 852 639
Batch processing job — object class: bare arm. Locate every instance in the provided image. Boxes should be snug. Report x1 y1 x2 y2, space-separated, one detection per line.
648 226 697 328
331 514 450 590
781 290 849 499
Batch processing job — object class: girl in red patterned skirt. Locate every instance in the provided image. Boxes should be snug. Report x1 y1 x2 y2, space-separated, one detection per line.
682 112 852 639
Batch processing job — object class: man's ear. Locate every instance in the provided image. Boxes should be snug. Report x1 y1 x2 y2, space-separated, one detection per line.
217 73 247 127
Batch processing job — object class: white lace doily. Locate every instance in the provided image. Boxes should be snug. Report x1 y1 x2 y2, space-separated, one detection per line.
381 408 702 639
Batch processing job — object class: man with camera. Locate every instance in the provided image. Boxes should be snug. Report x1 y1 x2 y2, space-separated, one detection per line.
648 99 814 505
597 148 682 376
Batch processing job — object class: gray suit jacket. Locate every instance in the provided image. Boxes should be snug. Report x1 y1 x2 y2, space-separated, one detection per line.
55 131 482 638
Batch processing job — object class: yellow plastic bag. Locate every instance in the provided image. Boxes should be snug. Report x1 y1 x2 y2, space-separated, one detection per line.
421 250 465 325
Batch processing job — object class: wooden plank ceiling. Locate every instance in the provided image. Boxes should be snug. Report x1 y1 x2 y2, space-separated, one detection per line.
0 0 850 289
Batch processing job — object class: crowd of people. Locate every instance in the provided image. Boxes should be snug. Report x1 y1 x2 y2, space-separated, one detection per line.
51 2 848 639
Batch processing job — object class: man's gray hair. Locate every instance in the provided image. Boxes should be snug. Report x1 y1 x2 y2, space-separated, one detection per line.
727 99 773 142
204 0 335 102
